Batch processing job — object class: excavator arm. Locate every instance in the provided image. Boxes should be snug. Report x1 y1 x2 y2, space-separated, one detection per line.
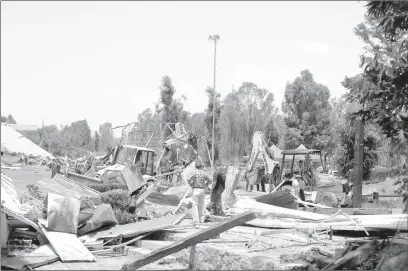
247 131 279 175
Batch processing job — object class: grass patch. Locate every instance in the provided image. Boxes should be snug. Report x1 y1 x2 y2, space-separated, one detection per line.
173 244 277 270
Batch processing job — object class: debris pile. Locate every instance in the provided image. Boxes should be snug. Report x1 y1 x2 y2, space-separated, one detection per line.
1 159 407 270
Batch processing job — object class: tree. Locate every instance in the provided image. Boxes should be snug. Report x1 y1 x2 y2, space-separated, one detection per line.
282 70 332 150
35 125 63 156
99 122 114 152
333 121 379 181
94 131 100 152
187 112 206 137
156 76 190 138
204 87 222 162
1 115 17 124
347 1 408 146
217 82 280 162
218 91 243 162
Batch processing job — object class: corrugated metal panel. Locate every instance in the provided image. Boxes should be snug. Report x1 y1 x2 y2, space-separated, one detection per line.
222 166 241 210
1 123 53 158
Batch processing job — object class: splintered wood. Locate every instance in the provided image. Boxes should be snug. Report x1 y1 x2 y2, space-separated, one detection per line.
122 211 256 270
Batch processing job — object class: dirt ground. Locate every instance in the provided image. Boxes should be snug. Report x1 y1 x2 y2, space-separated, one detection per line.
2 164 51 192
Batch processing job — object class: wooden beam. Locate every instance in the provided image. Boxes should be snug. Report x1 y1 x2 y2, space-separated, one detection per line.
290 155 295 173
323 239 377 270
121 211 256 270
189 245 197 269
352 118 364 208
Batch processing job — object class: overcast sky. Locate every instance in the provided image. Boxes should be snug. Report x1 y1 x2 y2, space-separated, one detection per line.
1 1 367 136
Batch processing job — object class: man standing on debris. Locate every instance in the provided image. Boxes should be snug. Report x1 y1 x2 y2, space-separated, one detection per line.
51 158 61 178
206 160 227 216
187 160 212 224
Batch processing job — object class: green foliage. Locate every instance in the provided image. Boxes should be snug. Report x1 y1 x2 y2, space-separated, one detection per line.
101 189 131 210
100 189 136 225
282 70 332 150
94 131 100 152
87 183 128 193
217 82 280 163
1 115 17 124
333 122 379 181
22 120 95 157
347 2 408 146
205 87 222 162
284 128 303 150
157 76 190 138
112 208 136 225
99 122 114 152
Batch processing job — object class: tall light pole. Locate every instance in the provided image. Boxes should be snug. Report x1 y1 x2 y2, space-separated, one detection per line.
209 34 220 170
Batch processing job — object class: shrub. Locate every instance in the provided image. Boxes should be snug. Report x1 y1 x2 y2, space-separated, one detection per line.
88 183 127 193
101 189 131 211
112 208 136 224
100 189 137 224
333 123 379 181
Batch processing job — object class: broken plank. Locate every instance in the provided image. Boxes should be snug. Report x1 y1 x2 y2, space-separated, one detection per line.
135 179 164 207
1 206 41 232
38 223 95 262
189 245 197 269
0 244 59 269
232 198 331 221
303 207 392 215
147 192 180 206
323 239 378 270
88 213 186 240
122 210 256 270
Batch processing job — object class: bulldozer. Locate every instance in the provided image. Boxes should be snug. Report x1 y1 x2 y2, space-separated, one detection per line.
242 132 340 207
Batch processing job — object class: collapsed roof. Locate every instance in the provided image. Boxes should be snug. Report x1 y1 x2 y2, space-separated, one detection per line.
1 123 54 158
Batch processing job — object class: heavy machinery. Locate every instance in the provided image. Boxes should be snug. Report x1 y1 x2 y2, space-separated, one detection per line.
155 122 202 175
91 144 158 190
274 148 339 207
98 122 203 184
244 131 281 193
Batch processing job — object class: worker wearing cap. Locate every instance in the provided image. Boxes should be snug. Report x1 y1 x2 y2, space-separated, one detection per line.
51 158 61 178
187 160 212 224
206 160 227 216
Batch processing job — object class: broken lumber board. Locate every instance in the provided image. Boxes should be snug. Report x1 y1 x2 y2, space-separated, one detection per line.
135 179 164 207
38 223 95 262
88 213 186 240
303 207 392 215
0 244 59 269
65 172 102 184
121 210 256 270
244 214 408 232
323 239 377 270
221 166 241 210
232 198 332 221
36 174 101 205
254 190 297 209
120 166 145 195
1 206 41 232
127 247 176 262
147 192 180 206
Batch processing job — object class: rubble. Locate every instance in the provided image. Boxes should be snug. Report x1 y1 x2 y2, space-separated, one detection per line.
1 153 407 271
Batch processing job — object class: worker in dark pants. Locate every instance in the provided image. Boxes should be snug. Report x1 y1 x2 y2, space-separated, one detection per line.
51 159 61 178
206 161 227 216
